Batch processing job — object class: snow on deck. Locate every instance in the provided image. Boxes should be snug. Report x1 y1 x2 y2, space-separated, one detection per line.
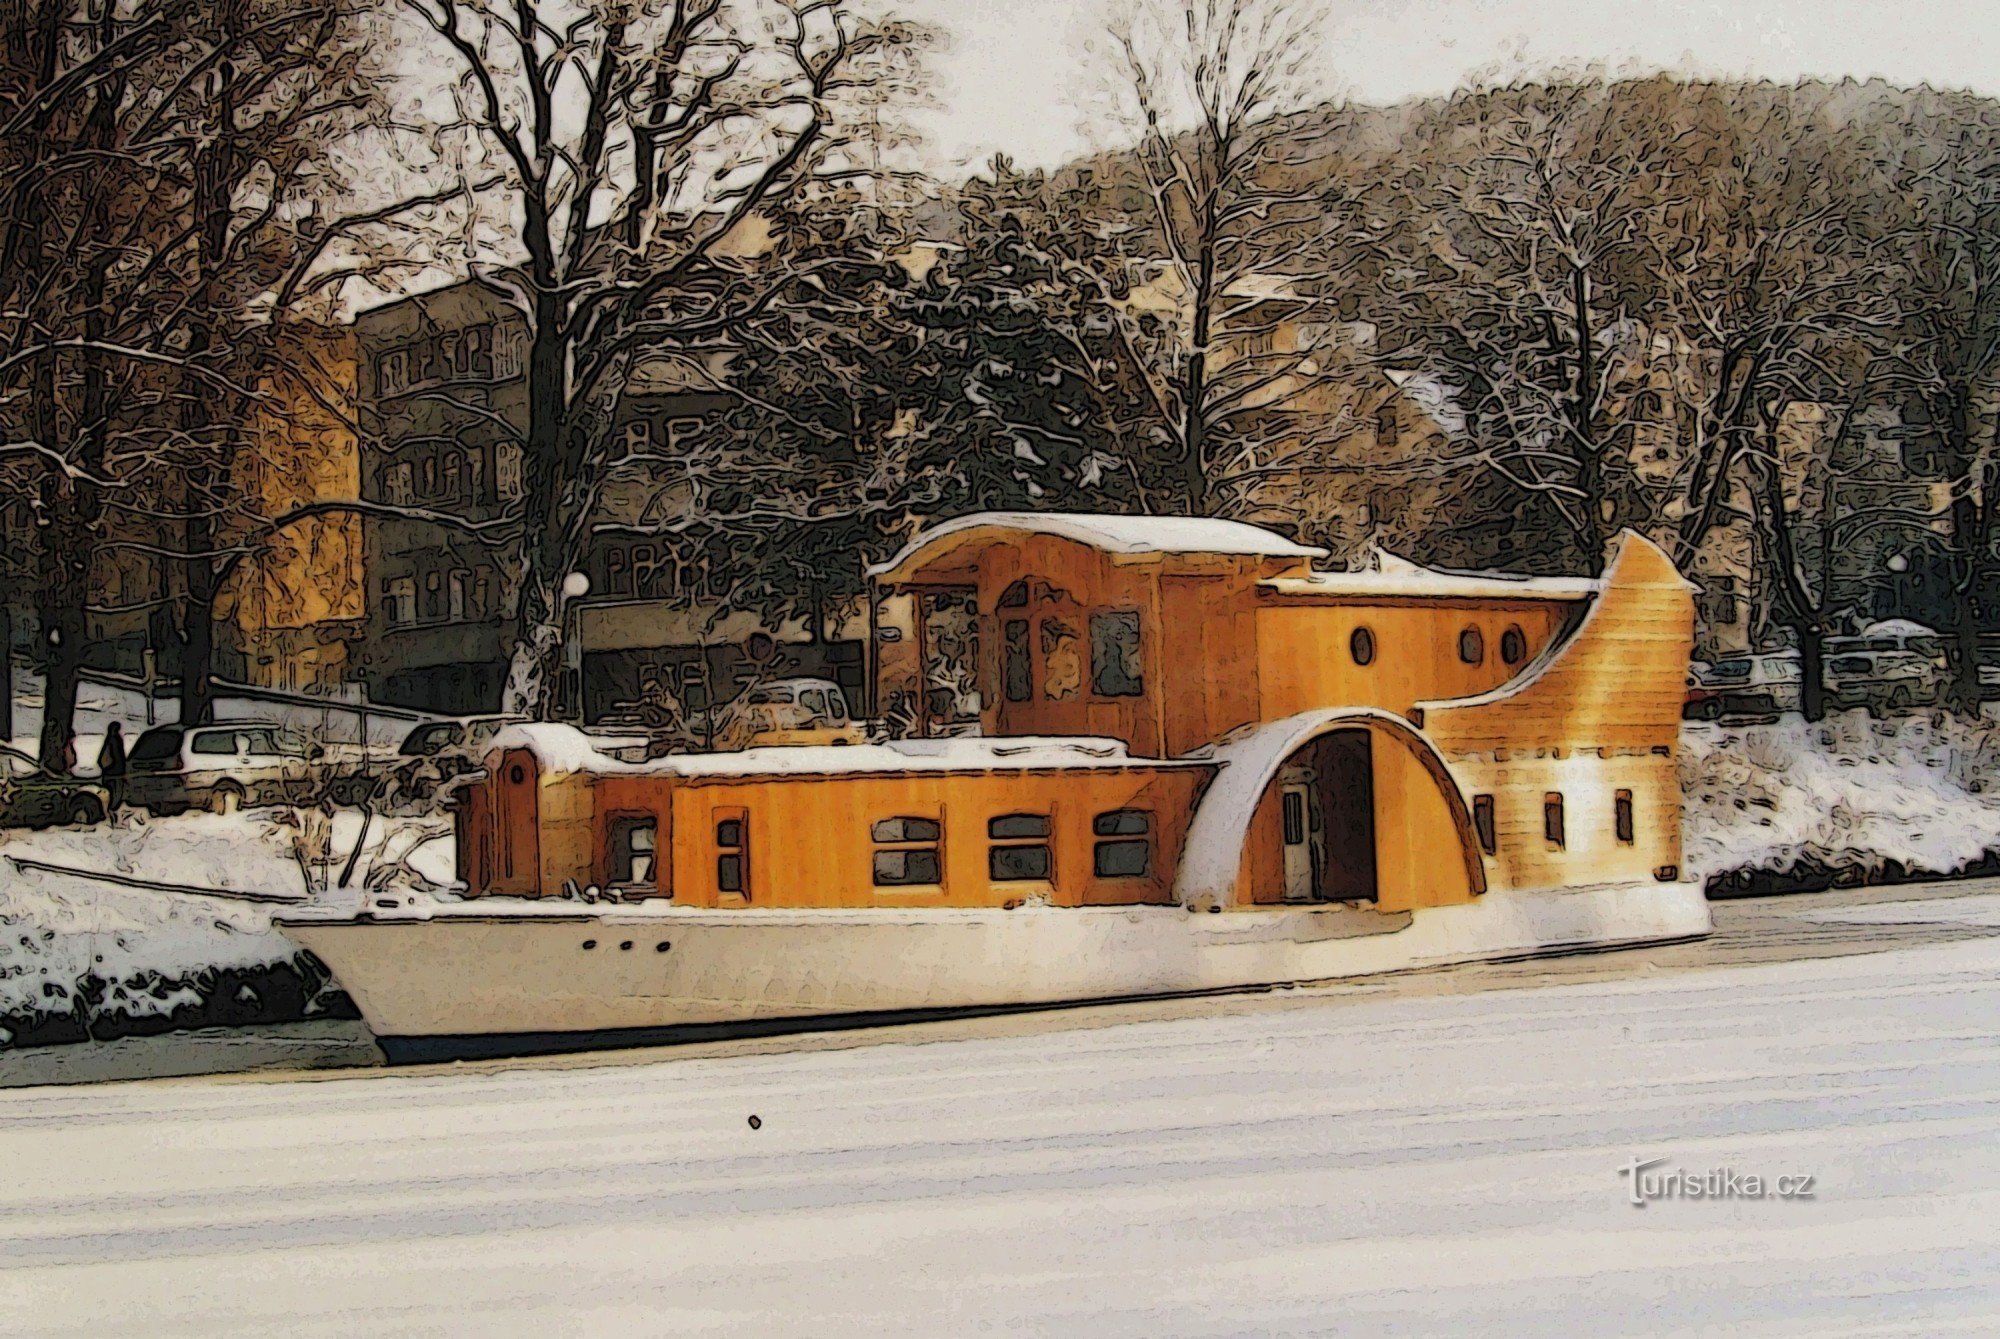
1257 568 1599 602
2 932 1998 1335
492 723 1207 779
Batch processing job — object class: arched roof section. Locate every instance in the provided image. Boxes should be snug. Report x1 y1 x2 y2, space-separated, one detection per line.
1171 707 1485 910
868 511 1326 585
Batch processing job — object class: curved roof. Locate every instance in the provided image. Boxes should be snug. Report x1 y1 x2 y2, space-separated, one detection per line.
868 511 1326 583
1170 707 1482 910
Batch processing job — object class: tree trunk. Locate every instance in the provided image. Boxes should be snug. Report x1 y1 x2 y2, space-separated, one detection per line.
1568 263 1605 573
1941 394 1987 718
1797 621 1826 723
34 483 86 775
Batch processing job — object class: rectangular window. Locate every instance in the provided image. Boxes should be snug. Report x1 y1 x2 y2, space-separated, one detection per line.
1003 619 1031 702
492 328 524 380
1544 793 1566 850
1615 790 1635 845
1473 794 1496 856
377 349 409 396
448 570 469 622
988 813 1052 882
610 816 657 887
715 811 748 896
1092 809 1151 879
383 576 417 628
423 570 445 620
1090 610 1144 697
1282 790 1306 846
872 815 943 887
496 444 522 498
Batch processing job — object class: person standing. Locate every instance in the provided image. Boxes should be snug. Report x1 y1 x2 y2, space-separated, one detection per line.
96 720 127 814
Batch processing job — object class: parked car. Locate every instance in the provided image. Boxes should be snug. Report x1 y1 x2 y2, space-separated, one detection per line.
385 714 523 803
124 723 319 815
1688 652 1801 720
709 677 869 751
1825 649 1938 713
0 746 109 829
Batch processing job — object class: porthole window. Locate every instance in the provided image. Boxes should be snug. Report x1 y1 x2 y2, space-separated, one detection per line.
1500 625 1527 666
1349 626 1376 666
1458 626 1485 665
507 763 526 784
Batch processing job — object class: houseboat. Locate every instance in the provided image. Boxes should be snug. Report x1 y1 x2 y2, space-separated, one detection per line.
278 512 1711 1061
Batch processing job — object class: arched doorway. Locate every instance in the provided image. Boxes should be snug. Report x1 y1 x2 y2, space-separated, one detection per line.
1173 709 1485 913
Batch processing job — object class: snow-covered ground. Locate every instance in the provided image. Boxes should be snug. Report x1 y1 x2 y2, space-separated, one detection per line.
0 810 454 1033
1683 709 2000 882
1 923 1997 1336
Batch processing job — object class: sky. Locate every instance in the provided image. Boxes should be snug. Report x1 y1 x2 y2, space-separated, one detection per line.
896 0 2000 173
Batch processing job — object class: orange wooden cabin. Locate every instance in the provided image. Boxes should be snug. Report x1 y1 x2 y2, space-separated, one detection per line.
455 513 1693 916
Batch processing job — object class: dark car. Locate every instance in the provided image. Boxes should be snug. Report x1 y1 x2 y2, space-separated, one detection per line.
0 746 109 829
388 714 523 802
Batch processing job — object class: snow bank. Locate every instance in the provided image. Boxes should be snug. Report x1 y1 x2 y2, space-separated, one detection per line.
1682 709 2000 885
0 808 450 1040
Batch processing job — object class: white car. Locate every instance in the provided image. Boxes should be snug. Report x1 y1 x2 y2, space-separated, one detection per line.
125 724 320 815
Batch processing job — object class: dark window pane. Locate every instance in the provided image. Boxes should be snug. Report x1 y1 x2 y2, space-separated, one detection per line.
1090 610 1144 697
998 580 1029 608
1350 627 1375 666
1474 795 1496 855
989 844 1051 881
1500 626 1527 666
717 853 743 892
989 813 1050 839
1282 790 1305 846
873 849 942 886
716 819 742 848
1093 809 1150 836
1004 619 1031 702
1094 839 1149 878
1615 790 1635 844
1544 793 1565 848
873 816 941 843
1459 627 1485 665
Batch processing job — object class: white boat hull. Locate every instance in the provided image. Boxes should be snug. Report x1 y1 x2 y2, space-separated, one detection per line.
280 881 1711 1061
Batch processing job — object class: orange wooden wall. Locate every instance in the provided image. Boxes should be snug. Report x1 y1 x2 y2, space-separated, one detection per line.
586 763 1210 910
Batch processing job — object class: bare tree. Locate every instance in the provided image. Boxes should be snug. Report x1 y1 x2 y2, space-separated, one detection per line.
401 0 923 718
1101 0 1346 517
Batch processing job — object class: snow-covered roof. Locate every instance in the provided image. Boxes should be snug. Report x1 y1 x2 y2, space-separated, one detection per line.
489 724 1208 780
1862 619 1938 639
869 512 1326 582
1257 567 1597 603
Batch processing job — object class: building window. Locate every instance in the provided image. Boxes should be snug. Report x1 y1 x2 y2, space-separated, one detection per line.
377 349 410 396
1090 611 1144 697
715 811 748 895
872 816 943 887
1500 625 1527 666
471 445 493 504
1003 619 1031 702
448 570 469 622
632 544 664 599
1544 793 1565 849
383 576 416 628
492 327 524 380
1092 809 1151 878
1473 794 1496 855
420 455 439 497
496 445 522 499
385 461 414 505
1350 626 1375 667
465 325 491 377
609 816 657 887
472 567 494 618
623 420 653 454
1458 626 1485 665
1615 790 1635 845
605 546 631 596
998 580 1029 608
988 813 1052 882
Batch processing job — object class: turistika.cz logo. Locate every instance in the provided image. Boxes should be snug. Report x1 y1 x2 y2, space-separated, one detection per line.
1617 1156 1817 1207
